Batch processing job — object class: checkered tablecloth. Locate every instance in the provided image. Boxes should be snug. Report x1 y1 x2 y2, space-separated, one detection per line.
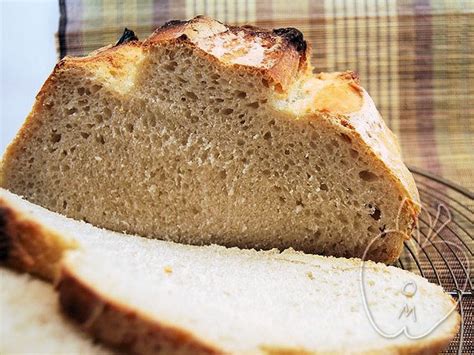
57 0 474 190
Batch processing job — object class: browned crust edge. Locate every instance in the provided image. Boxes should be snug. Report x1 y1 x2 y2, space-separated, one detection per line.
145 16 310 91
57 265 223 355
0 196 76 281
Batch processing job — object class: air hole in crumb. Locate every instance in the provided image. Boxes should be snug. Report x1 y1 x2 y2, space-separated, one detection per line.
164 61 177 71
90 84 102 93
186 91 198 100
340 133 352 143
320 183 328 191
50 133 62 143
359 170 379 182
219 170 227 179
369 205 382 221
236 91 247 99
96 134 105 144
222 108 234 115
237 139 245 146
126 123 134 133
67 107 77 115
77 87 85 95
262 78 269 88
350 149 359 159
80 132 90 139
247 102 259 109
263 132 272 140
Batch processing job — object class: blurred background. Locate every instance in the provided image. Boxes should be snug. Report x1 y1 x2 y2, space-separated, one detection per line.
1 0 473 189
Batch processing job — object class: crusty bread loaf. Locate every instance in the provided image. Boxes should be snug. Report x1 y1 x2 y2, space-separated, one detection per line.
0 16 419 262
0 189 458 354
0 267 111 354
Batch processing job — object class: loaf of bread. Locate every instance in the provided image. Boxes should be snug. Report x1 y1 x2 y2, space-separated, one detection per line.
0 16 419 262
0 189 458 354
0 267 111 354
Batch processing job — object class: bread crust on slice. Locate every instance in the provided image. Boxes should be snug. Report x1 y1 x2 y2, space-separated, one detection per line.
0 194 77 280
58 268 221 355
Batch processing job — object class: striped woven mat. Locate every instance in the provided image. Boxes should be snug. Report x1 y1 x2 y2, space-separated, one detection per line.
58 0 474 190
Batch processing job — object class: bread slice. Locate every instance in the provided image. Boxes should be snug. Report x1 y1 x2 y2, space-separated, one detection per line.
0 267 111 354
0 189 459 354
0 17 419 263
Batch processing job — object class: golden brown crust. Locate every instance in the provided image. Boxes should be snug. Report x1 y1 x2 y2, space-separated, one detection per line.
0 196 76 281
145 16 310 91
57 266 222 355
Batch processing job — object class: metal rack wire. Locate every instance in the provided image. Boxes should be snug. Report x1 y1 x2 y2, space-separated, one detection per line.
396 167 473 354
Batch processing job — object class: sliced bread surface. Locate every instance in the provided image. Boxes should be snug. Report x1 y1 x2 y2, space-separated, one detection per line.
59 239 459 354
0 17 419 263
0 267 111 354
0 189 459 354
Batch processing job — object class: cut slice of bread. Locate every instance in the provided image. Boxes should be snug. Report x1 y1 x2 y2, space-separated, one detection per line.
0 189 459 354
0 267 111 354
0 17 419 263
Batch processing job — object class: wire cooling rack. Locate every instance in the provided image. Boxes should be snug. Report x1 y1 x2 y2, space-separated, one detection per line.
395 167 473 354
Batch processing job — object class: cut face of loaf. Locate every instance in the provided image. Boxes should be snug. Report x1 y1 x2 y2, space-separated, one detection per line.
0 189 459 354
0 16 420 262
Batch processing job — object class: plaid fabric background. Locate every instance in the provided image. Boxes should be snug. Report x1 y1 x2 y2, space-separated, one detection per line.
58 0 473 191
